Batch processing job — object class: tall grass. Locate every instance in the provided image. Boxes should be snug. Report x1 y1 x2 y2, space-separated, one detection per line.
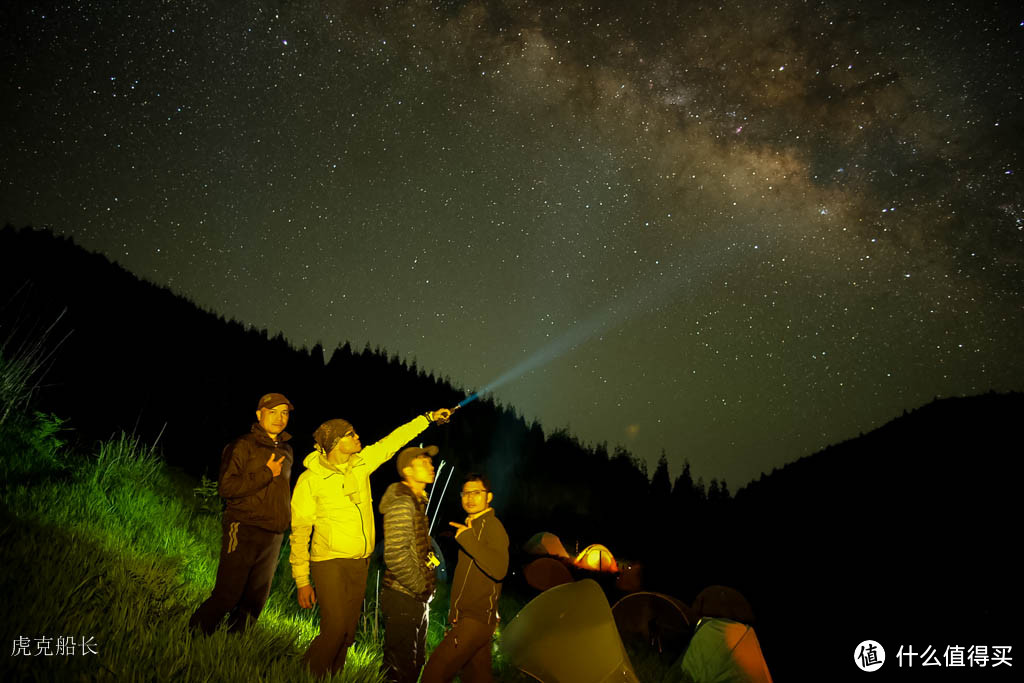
0 303 69 425
0 328 583 682
0 407 388 682
0 406 536 682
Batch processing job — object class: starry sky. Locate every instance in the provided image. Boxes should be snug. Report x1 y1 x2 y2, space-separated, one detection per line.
3 1 1022 487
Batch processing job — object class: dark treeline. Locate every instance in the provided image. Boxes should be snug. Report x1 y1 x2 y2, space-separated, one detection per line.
0 225 726 573
3 225 1019 676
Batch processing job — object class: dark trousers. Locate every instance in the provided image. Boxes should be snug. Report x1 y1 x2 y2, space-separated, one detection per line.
421 618 495 683
189 520 283 635
304 557 370 678
381 587 430 683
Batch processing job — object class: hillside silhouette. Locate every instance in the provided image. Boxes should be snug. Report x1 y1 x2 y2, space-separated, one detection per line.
0 225 686 559
732 393 1021 675
3 224 1019 677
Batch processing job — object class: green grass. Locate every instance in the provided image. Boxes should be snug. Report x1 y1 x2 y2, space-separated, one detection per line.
0 408 542 682
0 413 387 682
0 329 662 682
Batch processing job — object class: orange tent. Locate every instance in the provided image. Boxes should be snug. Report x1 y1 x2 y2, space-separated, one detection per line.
573 543 619 573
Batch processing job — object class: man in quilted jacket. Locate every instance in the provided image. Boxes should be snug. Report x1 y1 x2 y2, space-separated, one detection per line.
379 445 440 683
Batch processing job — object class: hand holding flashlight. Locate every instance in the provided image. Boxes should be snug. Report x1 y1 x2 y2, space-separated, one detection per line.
428 408 453 424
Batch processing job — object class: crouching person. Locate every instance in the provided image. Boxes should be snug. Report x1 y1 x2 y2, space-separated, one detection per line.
421 473 509 683
380 445 440 683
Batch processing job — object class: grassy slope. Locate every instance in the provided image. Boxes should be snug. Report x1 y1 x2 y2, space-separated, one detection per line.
0 413 534 682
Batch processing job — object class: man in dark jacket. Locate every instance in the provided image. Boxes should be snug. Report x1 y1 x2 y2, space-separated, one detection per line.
421 472 509 683
189 392 295 635
379 445 440 683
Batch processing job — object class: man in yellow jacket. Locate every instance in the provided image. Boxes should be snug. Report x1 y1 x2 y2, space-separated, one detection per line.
290 408 452 678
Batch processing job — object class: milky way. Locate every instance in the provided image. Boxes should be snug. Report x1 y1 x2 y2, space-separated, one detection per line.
2 1 1022 486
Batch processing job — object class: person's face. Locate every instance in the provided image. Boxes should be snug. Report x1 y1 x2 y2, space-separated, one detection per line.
404 456 435 486
328 426 361 462
256 404 290 438
460 479 492 515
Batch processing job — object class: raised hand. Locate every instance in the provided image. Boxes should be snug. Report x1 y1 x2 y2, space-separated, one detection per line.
429 408 453 424
266 453 286 477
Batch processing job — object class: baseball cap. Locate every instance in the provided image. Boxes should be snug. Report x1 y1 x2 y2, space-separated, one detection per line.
396 445 439 475
257 393 294 411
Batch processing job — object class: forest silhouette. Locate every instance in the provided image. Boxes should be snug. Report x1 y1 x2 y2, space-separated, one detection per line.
2 224 1019 677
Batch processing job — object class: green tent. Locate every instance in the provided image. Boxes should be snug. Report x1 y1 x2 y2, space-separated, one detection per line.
664 618 772 683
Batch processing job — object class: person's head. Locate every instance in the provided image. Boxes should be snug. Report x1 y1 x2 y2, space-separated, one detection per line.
313 419 361 464
460 472 493 515
396 445 438 489
255 393 293 439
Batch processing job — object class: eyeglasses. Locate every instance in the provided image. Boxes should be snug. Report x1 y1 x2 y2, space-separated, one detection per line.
460 490 489 498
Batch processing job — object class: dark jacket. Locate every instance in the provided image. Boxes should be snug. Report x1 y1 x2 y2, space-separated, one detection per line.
380 481 437 601
448 508 509 626
219 424 294 532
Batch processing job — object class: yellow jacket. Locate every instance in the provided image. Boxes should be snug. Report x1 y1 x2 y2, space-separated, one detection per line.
289 415 430 587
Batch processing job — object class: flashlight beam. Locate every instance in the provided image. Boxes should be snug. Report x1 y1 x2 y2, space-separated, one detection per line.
429 466 456 537
427 459 446 513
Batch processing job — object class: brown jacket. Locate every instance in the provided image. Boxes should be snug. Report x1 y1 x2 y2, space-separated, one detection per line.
448 509 509 626
219 423 294 532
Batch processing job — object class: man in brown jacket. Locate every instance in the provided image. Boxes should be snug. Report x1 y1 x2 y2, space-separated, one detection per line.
421 472 509 683
189 392 294 635
379 445 440 683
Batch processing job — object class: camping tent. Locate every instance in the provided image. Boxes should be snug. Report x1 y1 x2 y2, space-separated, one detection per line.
611 591 693 653
692 585 755 624
524 557 574 592
503 579 639 683
665 618 773 683
573 543 619 573
523 531 571 559
663 586 771 682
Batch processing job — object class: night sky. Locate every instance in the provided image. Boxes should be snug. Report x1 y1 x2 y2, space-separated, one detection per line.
3 1 1022 487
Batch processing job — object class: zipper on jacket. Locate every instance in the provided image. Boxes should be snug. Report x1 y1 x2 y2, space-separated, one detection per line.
356 501 368 556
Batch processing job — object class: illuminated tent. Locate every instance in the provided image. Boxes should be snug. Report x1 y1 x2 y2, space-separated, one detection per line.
523 531 571 559
666 618 773 683
663 586 772 682
503 579 639 683
524 557 574 592
574 543 619 573
611 591 693 653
